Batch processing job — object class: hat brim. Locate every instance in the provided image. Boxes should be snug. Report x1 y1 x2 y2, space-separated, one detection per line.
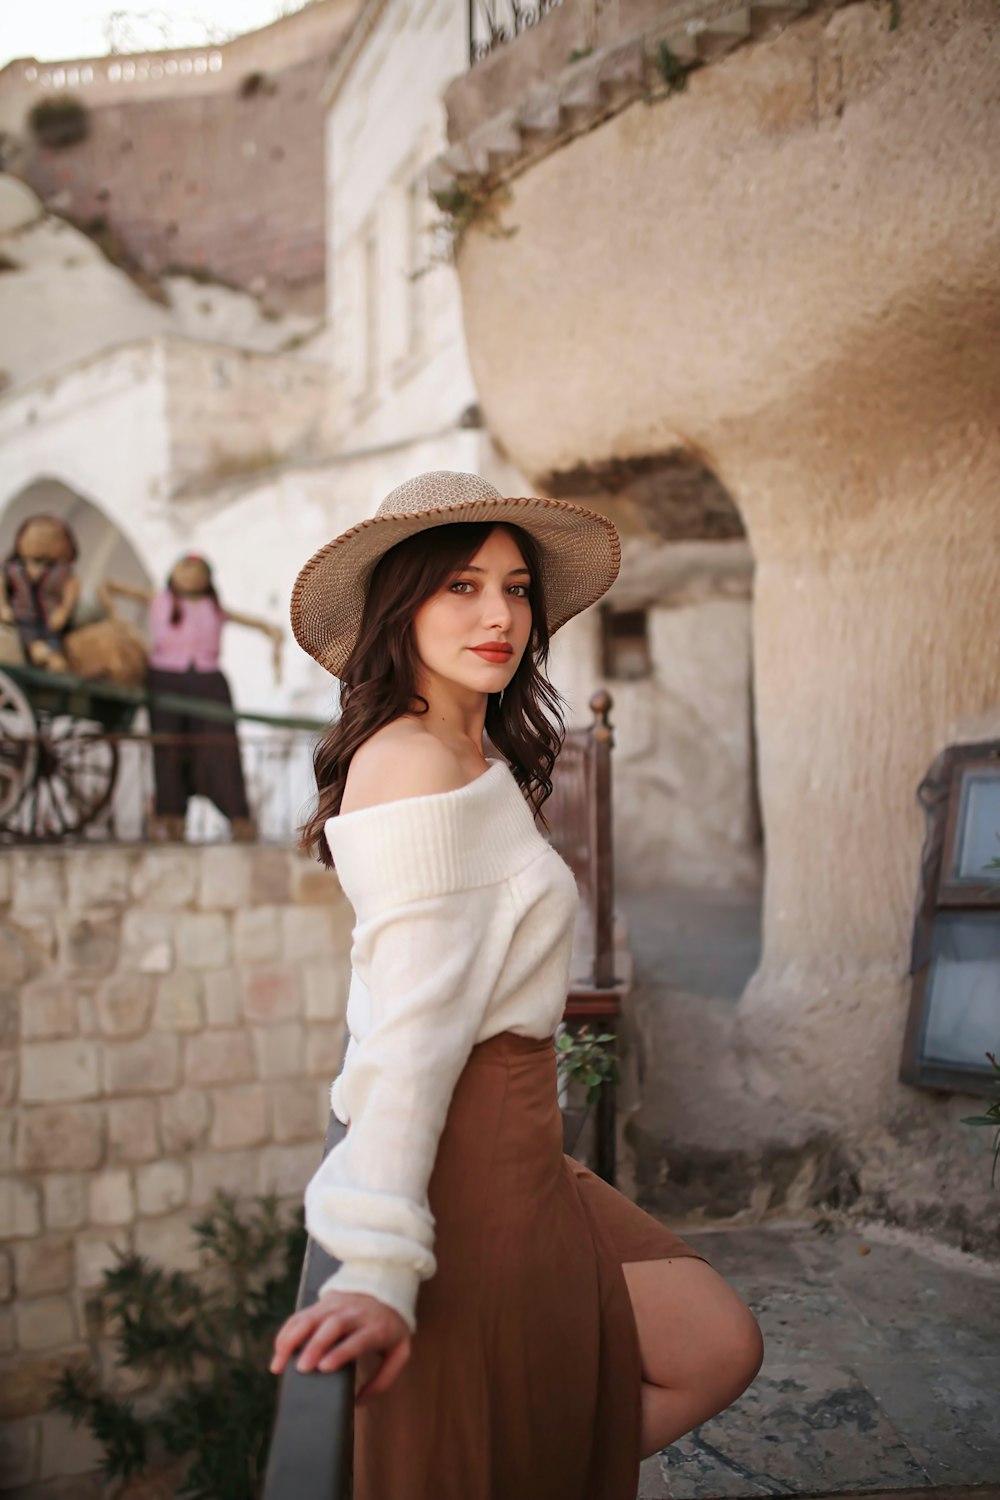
290 494 621 678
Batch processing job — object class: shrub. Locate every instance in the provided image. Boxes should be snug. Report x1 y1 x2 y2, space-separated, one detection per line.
28 96 90 149
556 1024 620 1104
962 1051 1000 1188
429 172 516 262
238 71 277 99
51 1193 306 1500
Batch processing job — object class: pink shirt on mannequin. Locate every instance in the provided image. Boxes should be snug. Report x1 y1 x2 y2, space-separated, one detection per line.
148 589 224 672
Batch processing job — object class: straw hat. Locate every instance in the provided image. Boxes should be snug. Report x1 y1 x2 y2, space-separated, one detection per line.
290 470 621 678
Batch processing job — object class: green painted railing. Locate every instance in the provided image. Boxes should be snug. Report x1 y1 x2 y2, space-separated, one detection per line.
1 661 330 733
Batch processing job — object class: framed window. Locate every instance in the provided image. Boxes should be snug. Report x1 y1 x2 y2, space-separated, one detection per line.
938 762 1000 903
600 607 651 681
902 746 1000 1094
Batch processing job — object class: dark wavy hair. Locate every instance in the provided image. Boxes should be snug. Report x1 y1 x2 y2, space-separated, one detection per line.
299 521 566 868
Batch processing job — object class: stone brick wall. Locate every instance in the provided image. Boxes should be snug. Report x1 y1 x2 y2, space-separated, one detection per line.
0 844 351 1495
13 49 338 304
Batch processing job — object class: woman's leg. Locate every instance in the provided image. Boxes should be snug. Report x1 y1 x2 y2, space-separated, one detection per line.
623 1256 764 1458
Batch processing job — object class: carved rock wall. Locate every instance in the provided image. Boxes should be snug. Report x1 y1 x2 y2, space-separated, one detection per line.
449 0 1000 1244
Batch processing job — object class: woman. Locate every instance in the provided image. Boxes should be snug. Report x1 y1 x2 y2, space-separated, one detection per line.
272 471 763 1499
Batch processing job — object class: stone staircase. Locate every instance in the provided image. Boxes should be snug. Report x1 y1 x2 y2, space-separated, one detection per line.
430 0 835 199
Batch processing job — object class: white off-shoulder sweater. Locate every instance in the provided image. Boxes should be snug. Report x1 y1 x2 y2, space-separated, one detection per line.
303 758 579 1333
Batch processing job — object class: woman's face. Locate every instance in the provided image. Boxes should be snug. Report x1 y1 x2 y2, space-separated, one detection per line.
411 525 533 698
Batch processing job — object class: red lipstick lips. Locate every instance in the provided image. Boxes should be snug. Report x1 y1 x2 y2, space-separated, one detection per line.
470 643 513 661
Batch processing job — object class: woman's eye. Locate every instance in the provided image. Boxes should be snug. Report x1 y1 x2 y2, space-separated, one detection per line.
448 580 530 596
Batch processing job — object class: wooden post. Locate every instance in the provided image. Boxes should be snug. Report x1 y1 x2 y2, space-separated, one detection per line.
589 688 615 990
588 688 617 1184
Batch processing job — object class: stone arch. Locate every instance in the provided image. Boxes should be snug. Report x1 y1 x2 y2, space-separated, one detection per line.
544 450 763 894
0 476 153 626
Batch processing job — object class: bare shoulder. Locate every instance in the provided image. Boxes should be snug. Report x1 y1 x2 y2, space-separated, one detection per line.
340 725 470 815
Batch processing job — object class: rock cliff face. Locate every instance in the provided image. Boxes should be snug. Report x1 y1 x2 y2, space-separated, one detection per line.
447 0 1000 1246
0 175 321 394
0 0 360 307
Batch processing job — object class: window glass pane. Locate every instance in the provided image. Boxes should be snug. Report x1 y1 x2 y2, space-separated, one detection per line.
921 912 1000 1071
601 608 651 681
951 771 1000 883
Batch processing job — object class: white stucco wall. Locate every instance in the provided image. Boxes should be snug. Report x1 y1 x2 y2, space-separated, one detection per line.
324 0 480 451
0 342 291 718
0 342 174 561
550 576 760 890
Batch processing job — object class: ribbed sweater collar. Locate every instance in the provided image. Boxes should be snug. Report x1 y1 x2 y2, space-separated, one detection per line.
324 759 545 912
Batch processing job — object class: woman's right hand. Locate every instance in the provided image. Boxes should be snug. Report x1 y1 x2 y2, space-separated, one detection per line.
270 1288 412 1405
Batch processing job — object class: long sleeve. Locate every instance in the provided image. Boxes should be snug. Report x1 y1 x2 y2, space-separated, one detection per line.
304 878 518 1333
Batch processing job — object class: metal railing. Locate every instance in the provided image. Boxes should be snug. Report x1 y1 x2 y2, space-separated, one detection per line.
469 0 565 64
0 661 326 844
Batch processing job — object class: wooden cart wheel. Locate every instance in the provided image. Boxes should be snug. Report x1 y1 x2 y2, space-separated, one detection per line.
0 669 39 822
1 716 118 841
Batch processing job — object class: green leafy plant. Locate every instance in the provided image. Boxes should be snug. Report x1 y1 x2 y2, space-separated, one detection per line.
644 40 691 103
428 173 517 265
28 96 90 149
238 70 277 98
961 1051 1000 1187
51 1193 306 1500
959 842 1000 1185
556 1024 620 1157
556 1024 620 1104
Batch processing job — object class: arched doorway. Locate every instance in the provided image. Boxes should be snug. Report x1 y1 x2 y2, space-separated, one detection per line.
540 450 764 1208
0 479 154 839
0 477 153 630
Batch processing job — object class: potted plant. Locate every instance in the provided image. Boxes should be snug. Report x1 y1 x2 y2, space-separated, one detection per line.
962 1051 1000 1187
958 843 1000 1184
555 1024 620 1161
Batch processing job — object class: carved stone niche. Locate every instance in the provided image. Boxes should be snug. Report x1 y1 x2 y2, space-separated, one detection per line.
538 452 745 544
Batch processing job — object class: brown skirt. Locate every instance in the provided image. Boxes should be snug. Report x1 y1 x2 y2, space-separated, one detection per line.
353 1030 706 1500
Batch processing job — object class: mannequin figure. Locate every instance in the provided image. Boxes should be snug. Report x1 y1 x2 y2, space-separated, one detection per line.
100 554 283 842
0 516 81 673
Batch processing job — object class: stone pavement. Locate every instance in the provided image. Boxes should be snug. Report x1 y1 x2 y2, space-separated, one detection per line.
635 1219 1000 1498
